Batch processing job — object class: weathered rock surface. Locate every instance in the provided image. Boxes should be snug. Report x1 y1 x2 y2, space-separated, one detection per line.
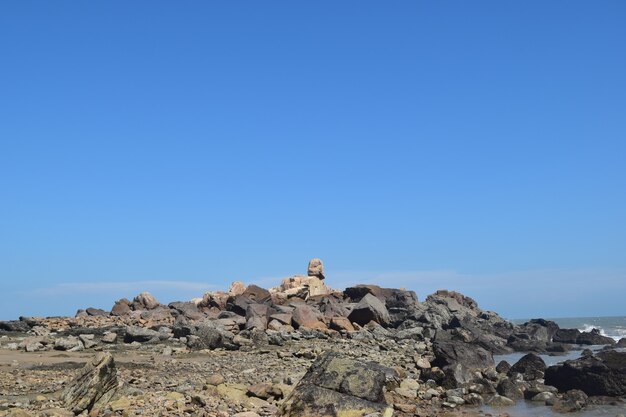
60 352 118 414
545 350 626 396
277 351 393 417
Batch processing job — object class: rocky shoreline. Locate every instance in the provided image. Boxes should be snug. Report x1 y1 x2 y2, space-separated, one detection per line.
1 259 624 417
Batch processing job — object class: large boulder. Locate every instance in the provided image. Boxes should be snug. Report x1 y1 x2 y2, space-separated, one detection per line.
576 328 615 345
291 305 326 330
110 299 131 316
509 353 546 381
132 292 160 310
187 323 237 350
61 353 118 414
545 350 626 396
553 328 581 344
277 351 393 417
124 326 159 343
348 293 390 327
307 258 325 279
245 304 270 330
430 331 494 388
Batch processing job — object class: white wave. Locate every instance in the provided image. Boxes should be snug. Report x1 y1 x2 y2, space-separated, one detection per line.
578 323 625 342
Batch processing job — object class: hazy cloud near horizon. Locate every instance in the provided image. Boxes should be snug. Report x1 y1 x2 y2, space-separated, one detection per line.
3 267 623 320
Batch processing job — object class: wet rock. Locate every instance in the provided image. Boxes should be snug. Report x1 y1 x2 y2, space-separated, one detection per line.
61 352 118 414
486 394 515 406
545 350 626 396
552 389 588 412
277 351 393 417
496 379 524 400
576 328 616 345
553 328 581 344
509 353 546 381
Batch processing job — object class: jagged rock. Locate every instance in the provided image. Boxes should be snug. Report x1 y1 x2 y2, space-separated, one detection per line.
552 389 588 412
124 326 159 343
54 336 84 352
348 293 390 326
245 304 270 330
292 305 325 330
188 323 237 350
509 353 546 381
0 320 31 332
496 379 524 400
277 351 393 417
577 328 616 345
61 352 118 414
545 350 626 396
430 331 494 388
111 299 131 316
133 292 160 310
242 285 271 302
101 332 117 344
329 317 355 332
228 281 247 296
553 328 581 343
86 308 109 317
169 301 205 320
307 258 325 279
496 360 511 374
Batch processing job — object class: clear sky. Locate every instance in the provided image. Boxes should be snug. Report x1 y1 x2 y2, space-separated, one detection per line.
1 2 625 320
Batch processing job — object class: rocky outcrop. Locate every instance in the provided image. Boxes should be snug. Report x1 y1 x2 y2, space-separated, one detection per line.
430 331 494 387
132 292 160 310
545 350 626 396
277 351 393 417
348 293 390 327
509 353 546 381
61 353 119 414
307 258 325 279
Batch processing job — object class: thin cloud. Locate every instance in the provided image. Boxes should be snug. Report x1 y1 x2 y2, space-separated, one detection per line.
28 280 219 297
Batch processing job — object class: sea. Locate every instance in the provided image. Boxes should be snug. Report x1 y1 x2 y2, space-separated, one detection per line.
485 316 626 417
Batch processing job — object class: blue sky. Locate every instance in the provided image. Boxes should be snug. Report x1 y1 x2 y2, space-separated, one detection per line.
1 2 625 320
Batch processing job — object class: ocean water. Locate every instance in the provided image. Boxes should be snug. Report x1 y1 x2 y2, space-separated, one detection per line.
488 316 626 417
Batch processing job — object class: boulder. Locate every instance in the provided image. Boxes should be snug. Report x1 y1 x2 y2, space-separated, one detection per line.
169 301 205 321
86 308 109 317
496 378 524 400
329 317 355 332
307 258 325 279
187 323 237 350
545 350 626 396
61 353 118 414
617 338 626 348
292 305 325 330
576 328 615 345
110 299 131 316
347 293 390 326
509 353 546 381
245 304 270 330
277 351 393 417
133 292 160 310
228 281 247 296
552 389 588 412
553 328 581 344
242 285 271 303
0 320 30 333
430 331 494 388
124 326 159 343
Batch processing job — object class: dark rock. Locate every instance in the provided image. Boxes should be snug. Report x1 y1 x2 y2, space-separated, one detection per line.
431 331 494 388
617 338 626 348
124 326 159 343
577 328 615 345
553 328 581 344
496 360 511 374
277 351 393 416
61 352 118 414
496 378 524 400
86 308 109 317
0 320 30 332
245 304 270 330
509 353 546 381
242 285 271 303
188 323 237 350
168 302 205 321
110 299 131 316
545 350 626 396
347 293 390 326
552 389 588 412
